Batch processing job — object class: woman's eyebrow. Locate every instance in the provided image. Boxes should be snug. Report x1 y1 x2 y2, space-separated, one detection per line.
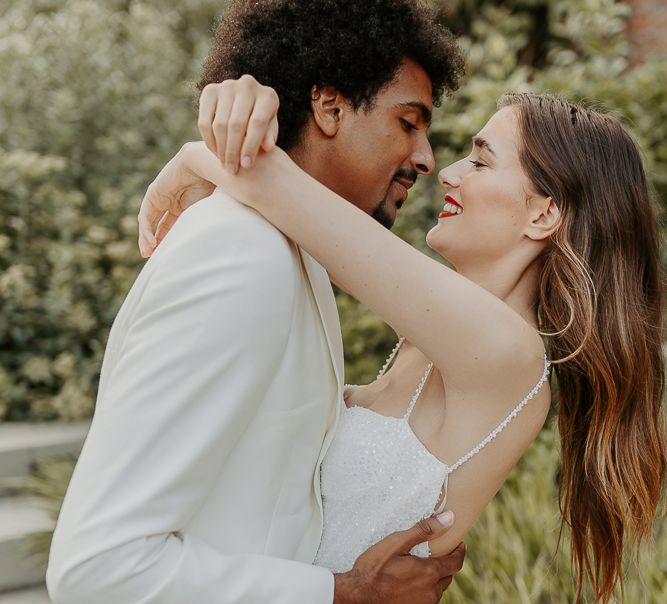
473 136 497 157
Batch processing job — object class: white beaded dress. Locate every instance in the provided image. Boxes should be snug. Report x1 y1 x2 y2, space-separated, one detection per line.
313 338 550 573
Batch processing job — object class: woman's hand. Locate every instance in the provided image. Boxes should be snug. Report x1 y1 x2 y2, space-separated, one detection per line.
137 140 288 257
137 76 280 257
137 144 216 257
198 75 279 173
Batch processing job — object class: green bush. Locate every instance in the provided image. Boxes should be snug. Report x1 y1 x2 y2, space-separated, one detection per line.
3 1 666 599
0 0 225 420
343 0 667 382
2 0 665 414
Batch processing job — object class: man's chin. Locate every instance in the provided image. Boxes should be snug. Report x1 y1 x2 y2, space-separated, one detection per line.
372 202 396 230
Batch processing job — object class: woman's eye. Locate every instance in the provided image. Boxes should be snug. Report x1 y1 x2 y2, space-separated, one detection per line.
469 160 487 169
401 119 418 131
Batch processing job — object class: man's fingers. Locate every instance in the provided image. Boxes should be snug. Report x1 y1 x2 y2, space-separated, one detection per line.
430 542 466 579
437 575 453 594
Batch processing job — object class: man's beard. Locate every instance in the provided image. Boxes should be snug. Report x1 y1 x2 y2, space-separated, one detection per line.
372 199 394 230
371 168 417 229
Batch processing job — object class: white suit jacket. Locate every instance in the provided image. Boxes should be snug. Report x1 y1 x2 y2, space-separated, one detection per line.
47 189 344 604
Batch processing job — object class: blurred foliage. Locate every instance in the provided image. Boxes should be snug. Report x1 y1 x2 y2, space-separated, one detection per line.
24 455 77 559
0 0 227 420
24 422 667 602
443 422 667 603
347 0 667 384
1 0 666 412
3 0 665 600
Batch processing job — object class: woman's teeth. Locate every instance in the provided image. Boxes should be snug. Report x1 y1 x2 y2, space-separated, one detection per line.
442 202 462 215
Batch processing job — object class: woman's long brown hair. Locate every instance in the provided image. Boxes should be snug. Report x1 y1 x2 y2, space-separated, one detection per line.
499 93 666 603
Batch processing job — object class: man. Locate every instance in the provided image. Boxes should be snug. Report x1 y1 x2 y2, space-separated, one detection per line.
47 2 466 603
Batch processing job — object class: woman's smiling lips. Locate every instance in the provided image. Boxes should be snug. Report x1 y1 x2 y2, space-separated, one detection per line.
439 194 463 218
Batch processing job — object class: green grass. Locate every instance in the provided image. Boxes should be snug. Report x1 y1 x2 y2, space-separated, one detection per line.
442 422 667 604
27 422 666 603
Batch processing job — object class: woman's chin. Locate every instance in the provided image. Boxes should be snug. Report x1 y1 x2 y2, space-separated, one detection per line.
426 227 454 264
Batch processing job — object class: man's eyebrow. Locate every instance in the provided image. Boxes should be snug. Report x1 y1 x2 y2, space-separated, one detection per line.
395 101 432 126
472 136 497 157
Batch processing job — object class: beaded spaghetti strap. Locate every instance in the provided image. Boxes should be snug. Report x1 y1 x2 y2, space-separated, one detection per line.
432 353 551 514
404 363 433 420
375 337 434 421
376 336 405 379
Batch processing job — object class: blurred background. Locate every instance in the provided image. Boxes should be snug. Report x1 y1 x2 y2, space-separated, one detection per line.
0 0 665 602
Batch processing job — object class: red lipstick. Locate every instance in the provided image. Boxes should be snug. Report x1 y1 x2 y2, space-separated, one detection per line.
439 195 463 218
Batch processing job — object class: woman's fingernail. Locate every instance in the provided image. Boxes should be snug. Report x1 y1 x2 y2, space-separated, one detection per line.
241 156 252 169
436 511 454 527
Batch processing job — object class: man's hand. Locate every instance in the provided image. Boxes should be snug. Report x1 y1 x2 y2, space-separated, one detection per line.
333 512 465 604
198 75 280 174
137 144 215 257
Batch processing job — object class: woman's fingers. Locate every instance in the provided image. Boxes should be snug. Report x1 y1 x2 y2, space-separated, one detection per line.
155 211 179 246
225 91 256 173
261 115 279 152
212 86 235 166
138 215 158 258
241 89 280 166
197 77 280 172
197 83 220 158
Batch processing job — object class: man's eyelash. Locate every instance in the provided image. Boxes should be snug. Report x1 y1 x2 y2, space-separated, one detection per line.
401 119 418 131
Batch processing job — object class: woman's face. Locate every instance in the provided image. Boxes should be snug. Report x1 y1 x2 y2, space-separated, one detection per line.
426 106 543 269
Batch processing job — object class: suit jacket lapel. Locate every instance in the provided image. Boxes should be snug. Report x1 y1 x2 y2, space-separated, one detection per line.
298 248 344 393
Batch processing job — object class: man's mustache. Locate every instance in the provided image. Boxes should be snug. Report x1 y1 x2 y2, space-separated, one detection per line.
394 168 418 186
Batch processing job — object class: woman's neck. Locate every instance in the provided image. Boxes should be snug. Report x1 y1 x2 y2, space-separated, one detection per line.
457 251 541 331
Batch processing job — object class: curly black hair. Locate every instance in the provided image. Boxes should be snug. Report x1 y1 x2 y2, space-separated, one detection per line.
197 0 464 150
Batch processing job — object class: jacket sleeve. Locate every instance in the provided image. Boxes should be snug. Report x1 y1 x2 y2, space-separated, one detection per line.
46 195 335 604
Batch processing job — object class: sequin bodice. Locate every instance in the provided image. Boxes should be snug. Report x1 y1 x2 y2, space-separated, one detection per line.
313 403 447 572
313 339 550 573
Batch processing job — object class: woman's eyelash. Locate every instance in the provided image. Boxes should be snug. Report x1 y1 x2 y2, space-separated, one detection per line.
469 160 487 168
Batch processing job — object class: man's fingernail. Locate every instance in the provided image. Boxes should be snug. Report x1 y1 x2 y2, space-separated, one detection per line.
241 156 252 169
225 163 237 174
436 511 454 527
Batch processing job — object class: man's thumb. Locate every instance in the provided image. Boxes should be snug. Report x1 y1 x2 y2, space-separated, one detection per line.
386 511 455 555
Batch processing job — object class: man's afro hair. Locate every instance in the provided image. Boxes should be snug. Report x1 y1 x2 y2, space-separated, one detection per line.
197 0 464 150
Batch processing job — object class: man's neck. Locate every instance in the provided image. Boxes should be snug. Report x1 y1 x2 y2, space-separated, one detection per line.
286 145 306 167
287 141 327 185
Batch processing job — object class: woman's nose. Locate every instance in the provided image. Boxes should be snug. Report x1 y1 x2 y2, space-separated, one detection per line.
438 162 462 188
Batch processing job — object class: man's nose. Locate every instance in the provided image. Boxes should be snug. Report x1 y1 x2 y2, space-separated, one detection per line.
411 137 435 175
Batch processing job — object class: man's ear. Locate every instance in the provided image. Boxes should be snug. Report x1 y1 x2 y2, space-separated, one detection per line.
525 195 561 241
310 85 348 137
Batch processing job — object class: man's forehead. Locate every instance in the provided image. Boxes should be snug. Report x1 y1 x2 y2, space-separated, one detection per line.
378 59 433 114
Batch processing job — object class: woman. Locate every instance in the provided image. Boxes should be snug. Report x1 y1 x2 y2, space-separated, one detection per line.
140 92 666 603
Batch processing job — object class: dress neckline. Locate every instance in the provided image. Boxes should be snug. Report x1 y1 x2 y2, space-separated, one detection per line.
343 338 551 479
345 403 449 469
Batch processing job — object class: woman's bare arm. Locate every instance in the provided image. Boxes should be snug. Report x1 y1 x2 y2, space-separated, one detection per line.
172 142 544 396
